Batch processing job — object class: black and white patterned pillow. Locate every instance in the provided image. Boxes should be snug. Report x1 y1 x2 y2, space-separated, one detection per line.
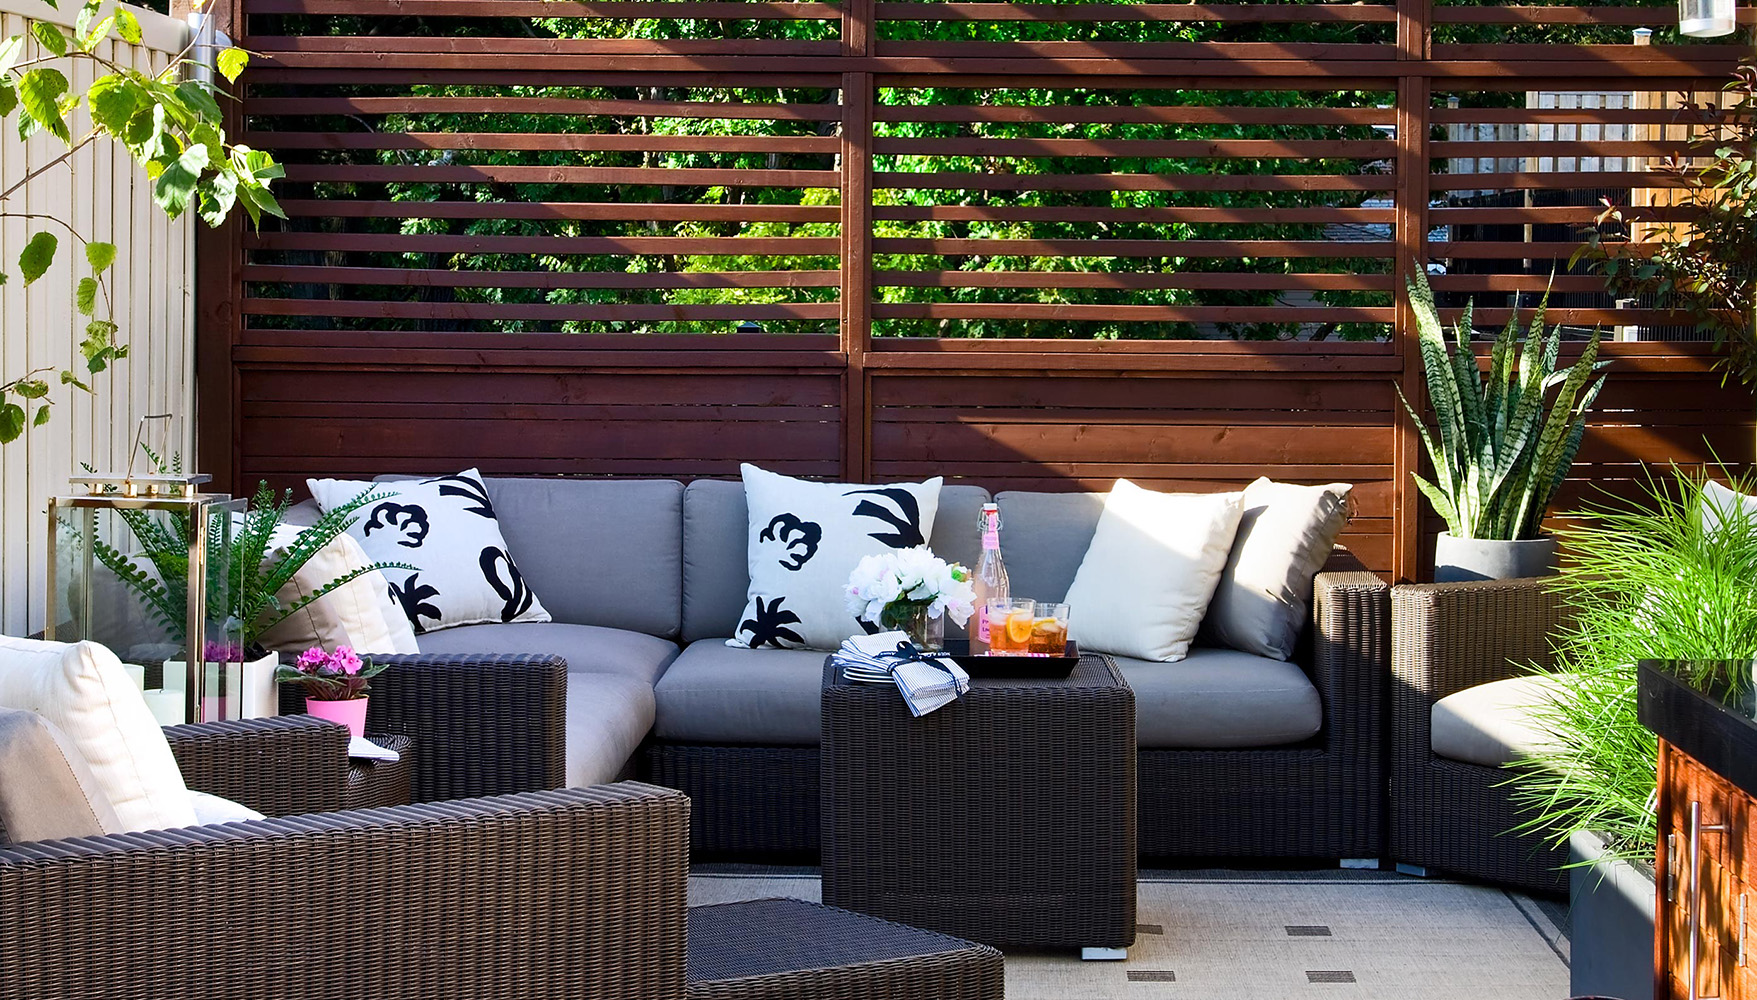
306 469 551 635
728 464 943 651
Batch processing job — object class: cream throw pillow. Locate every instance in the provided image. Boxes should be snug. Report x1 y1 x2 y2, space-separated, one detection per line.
0 635 196 832
1064 481 1245 663
256 528 419 655
1200 478 1353 661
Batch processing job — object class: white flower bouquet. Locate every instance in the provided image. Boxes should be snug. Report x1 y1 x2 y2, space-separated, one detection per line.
844 546 977 648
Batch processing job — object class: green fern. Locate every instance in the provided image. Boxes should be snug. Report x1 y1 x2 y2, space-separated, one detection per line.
71 447 411 654
1397 267 1608 541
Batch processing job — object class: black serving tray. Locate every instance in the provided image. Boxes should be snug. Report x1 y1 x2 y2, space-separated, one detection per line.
941 638 1081 679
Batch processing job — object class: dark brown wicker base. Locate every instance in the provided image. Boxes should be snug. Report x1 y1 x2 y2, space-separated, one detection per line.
642 742 820 858
687 898 1004 1000
820 653 1137 951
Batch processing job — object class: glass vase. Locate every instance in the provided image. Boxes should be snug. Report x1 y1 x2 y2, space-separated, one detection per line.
882 601 945 652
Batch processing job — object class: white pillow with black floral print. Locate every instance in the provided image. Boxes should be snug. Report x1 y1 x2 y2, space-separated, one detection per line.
306 469 550 635
728 464 943 652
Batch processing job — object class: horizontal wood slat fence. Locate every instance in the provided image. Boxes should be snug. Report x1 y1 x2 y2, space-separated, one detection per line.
196 0 1757 581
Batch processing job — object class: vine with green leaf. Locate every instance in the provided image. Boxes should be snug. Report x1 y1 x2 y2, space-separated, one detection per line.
0 0 281 443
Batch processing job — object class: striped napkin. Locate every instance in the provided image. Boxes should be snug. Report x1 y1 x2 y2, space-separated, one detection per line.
832 630 971 718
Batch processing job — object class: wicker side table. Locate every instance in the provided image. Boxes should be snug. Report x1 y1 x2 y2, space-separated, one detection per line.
820 653 1137 955
687 897 1003 1000
344 735 414 810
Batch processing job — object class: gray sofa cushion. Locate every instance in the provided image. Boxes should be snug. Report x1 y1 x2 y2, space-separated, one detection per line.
476 478 683 638
416 622 681 686
993 491 1104 603
0 707 121 844
1118 647 1323 749
654 639 826 744
681 480 993 644
566 672 655 787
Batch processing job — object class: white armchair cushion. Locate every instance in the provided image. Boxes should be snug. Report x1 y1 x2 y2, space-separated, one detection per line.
1430 674 1566 768
0 635 196 832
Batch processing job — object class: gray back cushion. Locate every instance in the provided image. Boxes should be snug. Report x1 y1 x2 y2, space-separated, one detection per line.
681 480 993 643
478 478 684 638
0 708 121 845
993 491 1105 603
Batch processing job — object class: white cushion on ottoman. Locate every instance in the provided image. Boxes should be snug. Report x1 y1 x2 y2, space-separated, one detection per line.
0 635 196 831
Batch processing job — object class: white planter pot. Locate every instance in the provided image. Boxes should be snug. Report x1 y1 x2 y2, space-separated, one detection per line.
1433 532 1559 583
155 652 280 724
1568 829 1656 1000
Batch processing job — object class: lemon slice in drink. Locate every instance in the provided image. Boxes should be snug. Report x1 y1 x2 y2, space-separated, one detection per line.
1005 610 1035 645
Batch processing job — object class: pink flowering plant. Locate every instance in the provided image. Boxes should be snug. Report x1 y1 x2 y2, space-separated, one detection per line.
274 645 388 701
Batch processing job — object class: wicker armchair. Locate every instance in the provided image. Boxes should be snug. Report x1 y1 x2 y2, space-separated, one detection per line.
1390 577 1570 893
278 652 569 802
1 711 689 1000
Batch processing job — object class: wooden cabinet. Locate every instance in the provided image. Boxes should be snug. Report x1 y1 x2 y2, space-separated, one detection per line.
1657 740 1755 1000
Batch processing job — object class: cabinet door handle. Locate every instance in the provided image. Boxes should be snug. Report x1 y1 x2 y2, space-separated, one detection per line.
1689 799 1732 1000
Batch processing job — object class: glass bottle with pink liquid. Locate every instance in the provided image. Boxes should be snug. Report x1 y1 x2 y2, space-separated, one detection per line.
970 503 1009 653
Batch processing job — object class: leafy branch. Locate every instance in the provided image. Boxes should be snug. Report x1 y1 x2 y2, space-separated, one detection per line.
0 0 282 443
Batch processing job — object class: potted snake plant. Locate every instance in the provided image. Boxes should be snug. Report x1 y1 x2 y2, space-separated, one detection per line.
1398 267 1608 581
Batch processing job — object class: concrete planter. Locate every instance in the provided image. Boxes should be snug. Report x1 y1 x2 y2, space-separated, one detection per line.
1433 532 1560 583
1568 829 1656 1000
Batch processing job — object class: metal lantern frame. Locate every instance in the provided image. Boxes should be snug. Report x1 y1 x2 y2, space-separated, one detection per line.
45 473 247 724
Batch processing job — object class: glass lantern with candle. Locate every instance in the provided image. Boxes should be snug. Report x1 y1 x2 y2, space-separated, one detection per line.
44 471 263 725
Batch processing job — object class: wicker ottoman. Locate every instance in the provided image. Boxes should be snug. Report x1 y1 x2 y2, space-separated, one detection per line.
820 652 1137 955
687 897 1003 1000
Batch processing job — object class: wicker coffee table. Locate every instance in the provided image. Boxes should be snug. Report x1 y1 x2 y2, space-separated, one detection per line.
820 652 1136 956
687 897 1002 999
344 735 413 810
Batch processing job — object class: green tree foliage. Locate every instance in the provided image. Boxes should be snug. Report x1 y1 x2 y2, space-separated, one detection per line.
0 0 281 443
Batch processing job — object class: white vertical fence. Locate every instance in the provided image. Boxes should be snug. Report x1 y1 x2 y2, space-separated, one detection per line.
0 0 193 637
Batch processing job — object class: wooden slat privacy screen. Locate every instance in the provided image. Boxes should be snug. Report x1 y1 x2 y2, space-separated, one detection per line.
197 0 1757 581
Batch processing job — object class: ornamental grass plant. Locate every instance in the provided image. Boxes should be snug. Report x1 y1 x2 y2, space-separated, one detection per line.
1511 465 1757 867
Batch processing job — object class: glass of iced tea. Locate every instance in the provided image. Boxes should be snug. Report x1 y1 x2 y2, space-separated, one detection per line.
986 598 1036 654
1029 603 1071 655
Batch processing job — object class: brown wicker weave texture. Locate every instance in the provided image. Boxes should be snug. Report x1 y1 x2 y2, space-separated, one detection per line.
1391 577 1570 893
344 735 415 810
821 652 1137 950
1138 567 1391 859
643 743 819 858
0 782 690 1000
280 652 567 802
165 715 348 817
687 897 1004 1000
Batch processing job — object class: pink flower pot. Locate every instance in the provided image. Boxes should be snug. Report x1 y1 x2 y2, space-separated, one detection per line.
305 696 368 739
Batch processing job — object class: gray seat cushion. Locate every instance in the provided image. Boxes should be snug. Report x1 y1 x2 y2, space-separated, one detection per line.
654 639 827 744
566 672 655 787
1118 647 1323 749
1430 674 1564 768
0 707 121 844
680 479 992 644
417 622 681 686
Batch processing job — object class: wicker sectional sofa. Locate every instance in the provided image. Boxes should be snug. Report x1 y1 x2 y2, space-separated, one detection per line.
296 476 1391 863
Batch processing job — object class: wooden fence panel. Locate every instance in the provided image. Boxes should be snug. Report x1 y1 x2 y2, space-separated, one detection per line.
200 0 1757 582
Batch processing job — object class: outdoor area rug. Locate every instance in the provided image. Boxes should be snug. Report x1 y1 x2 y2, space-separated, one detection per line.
688 867 1571 999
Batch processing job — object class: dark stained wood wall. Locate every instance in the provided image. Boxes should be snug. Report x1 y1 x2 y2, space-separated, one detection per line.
198 0 1757 582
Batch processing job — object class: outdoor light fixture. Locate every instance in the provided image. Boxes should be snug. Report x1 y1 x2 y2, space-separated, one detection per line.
1680 0 1737 38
